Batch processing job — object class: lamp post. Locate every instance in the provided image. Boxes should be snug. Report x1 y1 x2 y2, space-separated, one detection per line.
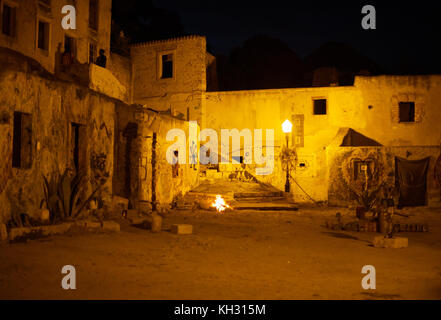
282 119 293 193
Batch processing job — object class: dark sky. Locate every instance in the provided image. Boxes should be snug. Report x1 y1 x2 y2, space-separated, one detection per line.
154 0 441 72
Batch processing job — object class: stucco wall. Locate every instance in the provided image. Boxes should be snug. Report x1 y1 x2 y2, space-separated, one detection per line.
0 51 115 224
114 105 200 210
203 75 441 203
107 52 132 103
130 36 207 104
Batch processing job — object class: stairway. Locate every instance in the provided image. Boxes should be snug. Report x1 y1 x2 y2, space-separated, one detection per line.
176 179 298 212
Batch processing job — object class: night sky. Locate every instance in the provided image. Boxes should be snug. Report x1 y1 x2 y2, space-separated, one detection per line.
154 0 441 73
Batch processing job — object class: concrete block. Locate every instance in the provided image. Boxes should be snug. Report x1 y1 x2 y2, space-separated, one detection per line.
0 223 7 241
102 221 120 232
171 224 193 235
9 227 32 240
374 236 408 249
85 221 102 229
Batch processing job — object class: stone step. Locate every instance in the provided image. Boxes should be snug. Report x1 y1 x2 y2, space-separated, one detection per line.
234 191 284 199
233 202 298 211
235 196 287 202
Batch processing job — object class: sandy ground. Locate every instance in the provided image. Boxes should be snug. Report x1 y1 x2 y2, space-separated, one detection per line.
1 206 441 300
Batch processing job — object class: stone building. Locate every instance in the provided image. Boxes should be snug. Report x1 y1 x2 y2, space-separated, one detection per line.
123 35 441 207
0 1 199 224
203 75 441 206
1 1 440 226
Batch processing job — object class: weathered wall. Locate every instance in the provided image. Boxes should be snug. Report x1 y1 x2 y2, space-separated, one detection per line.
89 63 127 102
0 50 115 224
326 146 441 207
354 76 441 146
130 36 207 124
204 75 441 203
107 52 132 103
114 105 200 210
0 0 112 74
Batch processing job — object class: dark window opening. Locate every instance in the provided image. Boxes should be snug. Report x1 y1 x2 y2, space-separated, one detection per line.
299 163 306 168
353 160 373 181
89 0 98 30
64 35 76 58
399 102 415 122
161 54 173 78
2 4 16 37
313 99 327 115
71 123 86 172
12 112 32 169
38 20 49 50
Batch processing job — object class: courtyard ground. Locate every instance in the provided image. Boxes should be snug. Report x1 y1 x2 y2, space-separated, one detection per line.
1 206 441 300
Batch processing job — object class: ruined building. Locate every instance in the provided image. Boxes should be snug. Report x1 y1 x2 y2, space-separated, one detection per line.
1 1 440 225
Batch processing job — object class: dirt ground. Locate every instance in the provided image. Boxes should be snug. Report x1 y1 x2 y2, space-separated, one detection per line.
1 206 441 300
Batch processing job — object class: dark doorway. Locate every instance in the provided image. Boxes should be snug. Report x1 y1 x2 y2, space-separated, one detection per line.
71 123 86 172
395 157 430 207
122 122 138 202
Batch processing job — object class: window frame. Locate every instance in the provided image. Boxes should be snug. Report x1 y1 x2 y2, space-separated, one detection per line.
88 0 99 31
1 1 17 38
398 101 416 123
312 97 327 115
157 50 176 80
36 17 51 53
89 40 97 64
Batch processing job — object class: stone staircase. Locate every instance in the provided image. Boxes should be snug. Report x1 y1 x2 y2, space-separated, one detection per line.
175 179 298 212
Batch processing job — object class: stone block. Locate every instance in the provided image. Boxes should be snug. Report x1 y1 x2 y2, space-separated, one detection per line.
102 221 120 232
0 223 7 241
373 236 408 249
171 224 193 235
40 223 72 236
85 221 102 229
9 227 32 240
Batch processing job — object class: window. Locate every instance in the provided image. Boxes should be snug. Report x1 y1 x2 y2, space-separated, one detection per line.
313 99 327 115
161 54 173 79
71 123 86 172
399 102 415 122
37 20 50 51
352 160 373 181
1 4 16 37
64 35 76 57
12 112 32 169
89 0 98 30
89 41 97 64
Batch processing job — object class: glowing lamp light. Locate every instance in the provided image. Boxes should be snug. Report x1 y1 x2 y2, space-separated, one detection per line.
282 119 293 133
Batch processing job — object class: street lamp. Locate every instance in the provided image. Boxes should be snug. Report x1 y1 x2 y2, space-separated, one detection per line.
282 120 293 193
